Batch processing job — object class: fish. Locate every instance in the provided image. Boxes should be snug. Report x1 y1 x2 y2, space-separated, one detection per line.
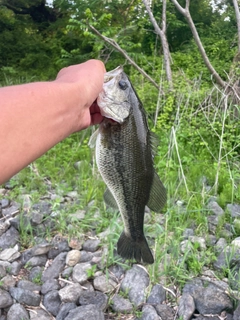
90 66 167 264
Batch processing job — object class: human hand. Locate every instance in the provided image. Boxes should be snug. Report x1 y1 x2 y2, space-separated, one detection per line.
55 59 106 130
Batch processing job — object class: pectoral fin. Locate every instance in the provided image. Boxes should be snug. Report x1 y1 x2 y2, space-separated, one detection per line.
88 128 99 148
147 171 167 212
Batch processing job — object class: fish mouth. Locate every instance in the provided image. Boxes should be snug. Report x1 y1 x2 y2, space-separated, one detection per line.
97 65 127 124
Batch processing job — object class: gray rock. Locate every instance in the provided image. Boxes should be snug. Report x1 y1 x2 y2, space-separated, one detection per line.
56 303 77 320
1 199 10 209
111 294 133 313
62 267 73 279
0 221 10 236
234 303 240 320
17 279 41 292
2 202 20 217
69 210 85 221
0 265 6 278
31 211 44 225
183 228 194 239
25 255 47 268
48 240 70 259
21 248 34 266
215 238 227 253
72 262 92 284
207 201 224 215
41 279 60 295
214 246 240 270
108 264 125 281
189 236 206 250
29 308 52 320
0 226 19 249
140 304 160 320
66 250 81 266
147 284 166 305
7 303 29 320
79 291 108 311
0 288 13 308
82 239 100 252
183 279 232 314
0 275 16 290
178 293 195 320
121 265 149 307
32 201 51 215
28 266 43 282
9 287 41 306
155 304 175 320
31 243 52 256
42 290 61 316
41 252 67 282
93 274 117 293
227 204 240 218
64 304 104 320
9 261 21 275
78 250 93 263
59 283 83 303
0 247 20 262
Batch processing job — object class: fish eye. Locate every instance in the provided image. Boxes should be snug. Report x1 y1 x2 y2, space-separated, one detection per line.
118 80 128 90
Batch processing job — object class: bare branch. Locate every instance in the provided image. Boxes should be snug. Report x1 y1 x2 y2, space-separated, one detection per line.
171 0 186 16
142 0 173 87
88 24 160 90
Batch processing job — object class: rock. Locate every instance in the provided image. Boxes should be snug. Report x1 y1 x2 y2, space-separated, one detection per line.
7 303 29 320
178 293 195 320
0 288 13 308
183 228 194 239
121 265 149 307
189 236 206 250
234 303 240 320
2 202 20 217
0 265 6 278
111 294 133 313
41 252 67 282
31 211 44 225
215 238 227 252
1 198 10 209
232 237 240 248
29 308 52 320
0 226 19 249
155 304 175 320
48 240 70 259
28 266 43 282
78 250 93 263
72 262 92 284
227 204 240 218
108 264 125 281
66 191 78 199
69 238 83 250
147 284 166 305
25 255 47 268
93 274 117 293
9 287 41 306
64 304 104 320
56 302 77 320
62 267 73 279
59 283 83 303
0 221 10 236
9 261 21 275
207 201 224 215
69 210 85 221
0 247 20 262
214 246 240 271
183 279 233 314
17 279 41 292
79 291 108 311
140 304 161 320
41 279 60 294
1 274 16 290
82 239 100 252
32 201 51 215
42 290 61 316
31 243 52 256
66 250 81 266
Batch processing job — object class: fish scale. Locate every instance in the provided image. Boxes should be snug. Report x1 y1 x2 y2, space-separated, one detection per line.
92 66 167 264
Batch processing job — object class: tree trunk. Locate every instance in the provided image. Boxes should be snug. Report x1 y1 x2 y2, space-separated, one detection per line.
142 0 173 89
171 0 226 88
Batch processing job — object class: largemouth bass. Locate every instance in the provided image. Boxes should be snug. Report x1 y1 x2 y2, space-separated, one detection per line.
91 66 167 264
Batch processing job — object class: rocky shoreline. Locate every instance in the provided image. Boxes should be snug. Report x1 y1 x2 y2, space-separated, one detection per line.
1 188 240 319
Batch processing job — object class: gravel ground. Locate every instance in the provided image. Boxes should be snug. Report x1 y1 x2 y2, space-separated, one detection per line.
1 186 240 319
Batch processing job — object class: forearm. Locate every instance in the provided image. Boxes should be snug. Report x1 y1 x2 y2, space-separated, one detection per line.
0 81 84 184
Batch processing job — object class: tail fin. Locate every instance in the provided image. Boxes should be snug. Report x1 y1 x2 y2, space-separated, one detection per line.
117 232 154 264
